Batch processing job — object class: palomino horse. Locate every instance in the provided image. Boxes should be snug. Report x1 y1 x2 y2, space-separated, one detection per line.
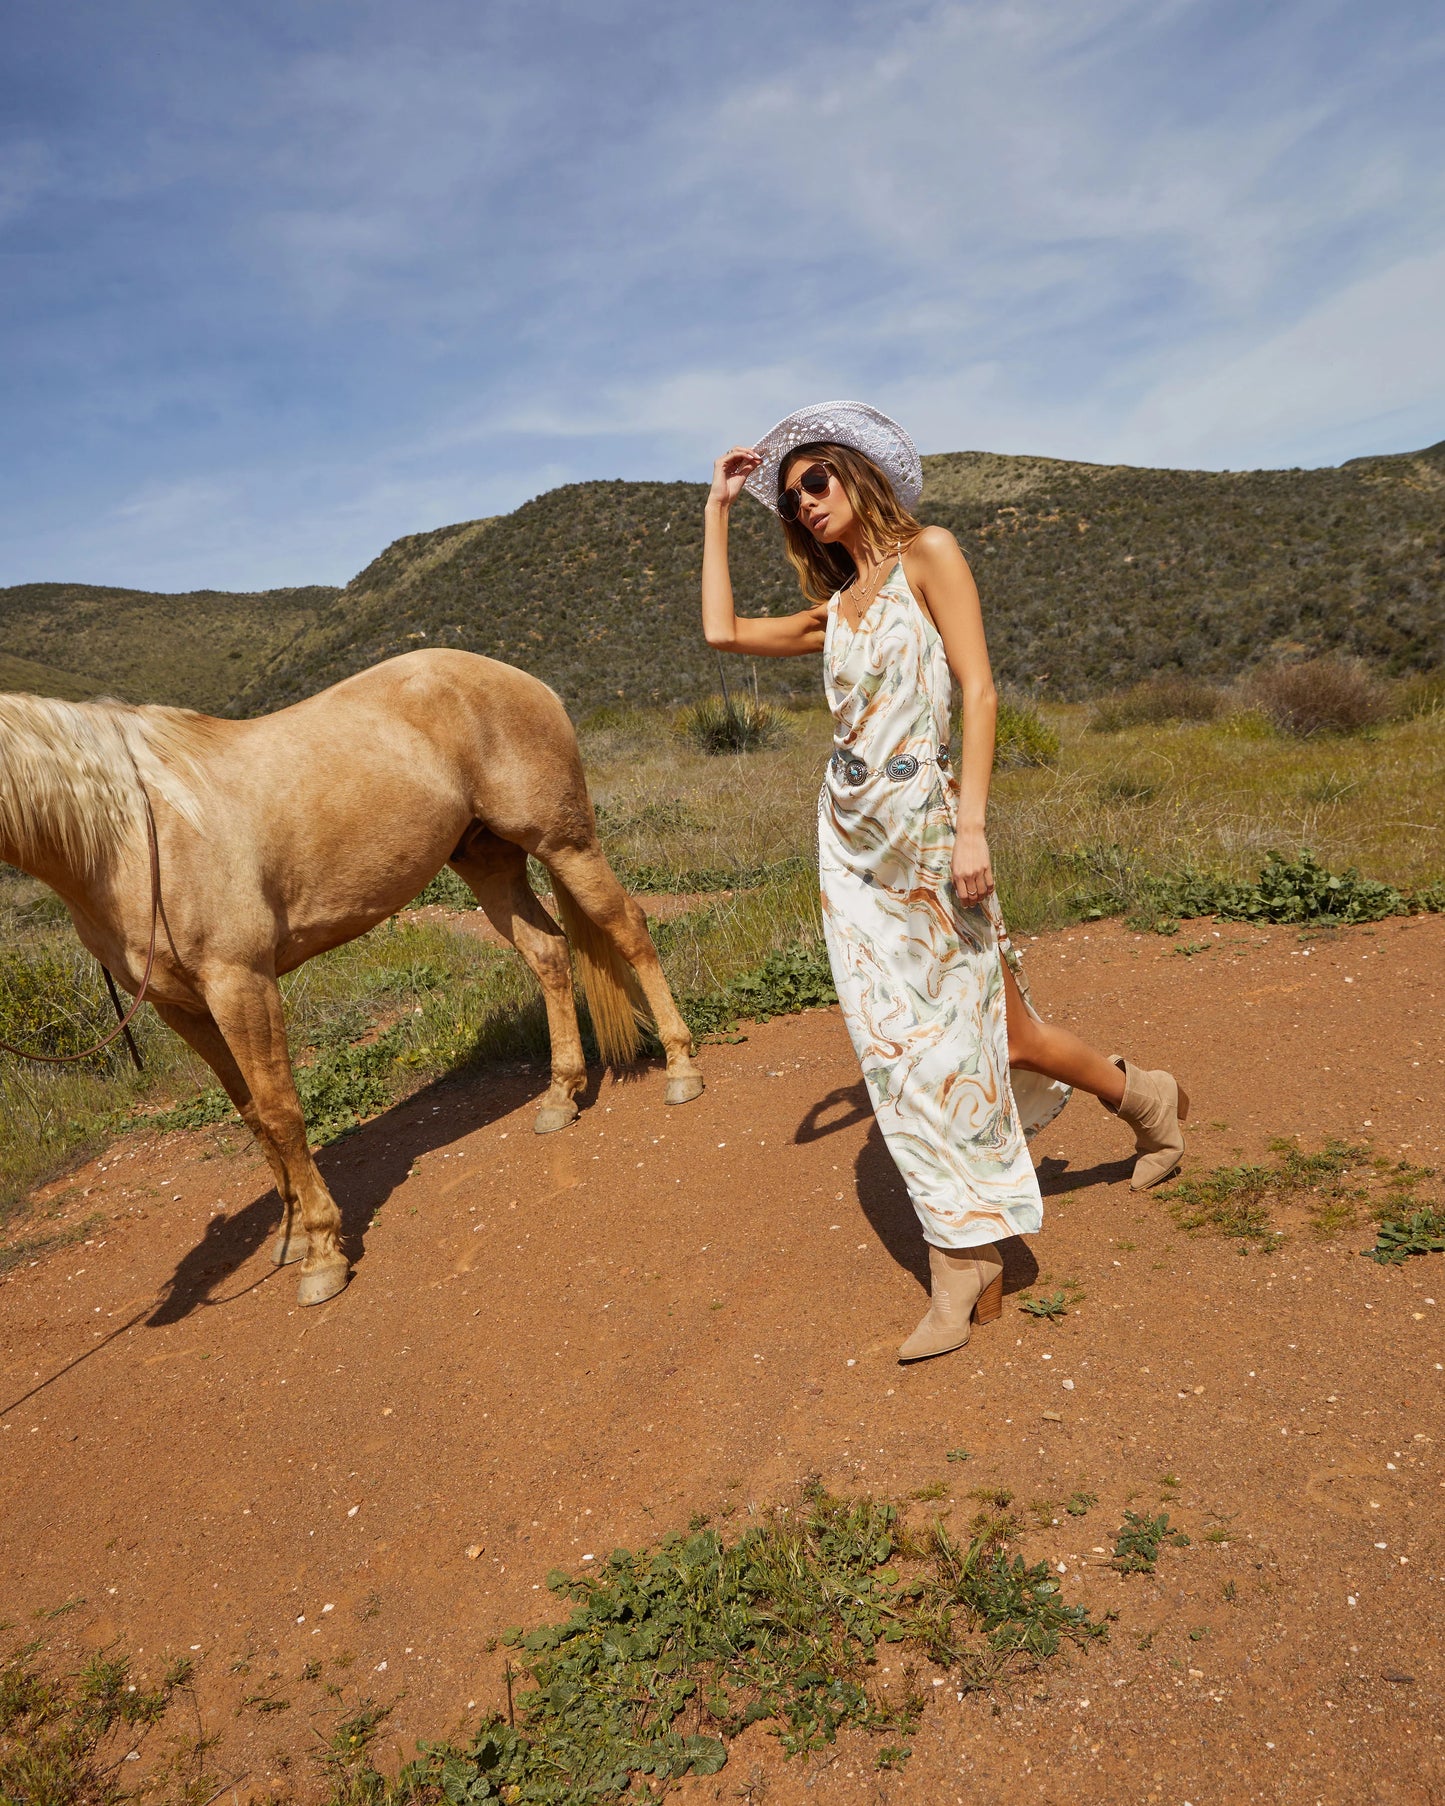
0 650 703 1305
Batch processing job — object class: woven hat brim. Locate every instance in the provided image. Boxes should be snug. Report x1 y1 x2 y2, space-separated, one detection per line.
742 400 922 514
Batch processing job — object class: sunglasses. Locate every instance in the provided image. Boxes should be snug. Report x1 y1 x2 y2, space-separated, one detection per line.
777 462 835 523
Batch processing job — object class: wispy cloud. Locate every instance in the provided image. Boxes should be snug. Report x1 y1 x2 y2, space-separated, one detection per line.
0 0 1441 589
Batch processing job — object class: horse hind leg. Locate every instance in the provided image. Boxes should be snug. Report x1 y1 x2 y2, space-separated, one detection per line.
150 999 306 1266
543 843 704 1108
448 831 588 1134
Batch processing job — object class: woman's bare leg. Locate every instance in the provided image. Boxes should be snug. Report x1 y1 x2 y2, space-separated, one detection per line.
999 953 1125 1107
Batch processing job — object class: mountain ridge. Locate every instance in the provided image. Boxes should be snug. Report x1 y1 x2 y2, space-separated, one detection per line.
3 441 1440 717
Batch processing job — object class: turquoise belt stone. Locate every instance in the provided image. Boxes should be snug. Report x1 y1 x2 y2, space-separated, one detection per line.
831 746 949 788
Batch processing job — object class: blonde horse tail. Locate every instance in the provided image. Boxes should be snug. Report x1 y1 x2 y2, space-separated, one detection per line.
550 875 645 1067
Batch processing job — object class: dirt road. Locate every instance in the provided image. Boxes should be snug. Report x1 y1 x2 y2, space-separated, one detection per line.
2 914 1442 1804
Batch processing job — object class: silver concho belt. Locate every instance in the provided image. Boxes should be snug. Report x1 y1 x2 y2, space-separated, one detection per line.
830 746 949 788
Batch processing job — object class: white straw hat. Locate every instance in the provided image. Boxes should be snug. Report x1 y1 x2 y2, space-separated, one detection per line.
743 400 923 515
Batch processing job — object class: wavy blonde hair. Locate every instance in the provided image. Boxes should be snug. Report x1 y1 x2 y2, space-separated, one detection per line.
777 441 923 603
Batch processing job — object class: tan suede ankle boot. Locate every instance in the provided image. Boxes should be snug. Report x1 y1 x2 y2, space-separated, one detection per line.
898 1242 1005 1363
1106 1056 1189 1189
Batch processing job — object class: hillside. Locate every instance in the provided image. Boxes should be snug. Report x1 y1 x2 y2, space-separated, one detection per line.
0 582 336 712
2 441 1440 720
237 441 1444 717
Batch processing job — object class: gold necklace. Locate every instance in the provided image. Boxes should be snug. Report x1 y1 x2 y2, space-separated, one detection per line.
843 545 896 627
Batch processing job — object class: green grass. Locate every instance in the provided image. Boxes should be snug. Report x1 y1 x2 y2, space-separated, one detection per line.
1154 1139 1442 1250
576 698 1445 938
0 1641 198 1806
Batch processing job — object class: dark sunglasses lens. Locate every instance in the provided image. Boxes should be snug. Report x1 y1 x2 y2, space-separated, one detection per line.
778 465 829 522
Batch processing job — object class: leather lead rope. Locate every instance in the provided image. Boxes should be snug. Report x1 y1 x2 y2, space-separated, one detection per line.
0 794 161 1070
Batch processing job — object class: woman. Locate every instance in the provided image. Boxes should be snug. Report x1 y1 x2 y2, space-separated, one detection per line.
701 401 1188 1363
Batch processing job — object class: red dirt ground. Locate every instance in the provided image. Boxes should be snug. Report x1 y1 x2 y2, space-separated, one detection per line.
2 913 1442 1805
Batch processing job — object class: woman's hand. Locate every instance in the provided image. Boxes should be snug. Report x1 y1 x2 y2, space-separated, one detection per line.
709 446 761 510
951 823 995 908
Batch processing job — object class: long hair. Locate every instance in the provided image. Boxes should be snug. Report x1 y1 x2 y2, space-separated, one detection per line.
0 694 209 875
777 441 923 603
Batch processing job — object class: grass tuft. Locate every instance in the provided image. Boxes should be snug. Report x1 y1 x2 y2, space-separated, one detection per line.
1158 1139 1370 1247
0 1641 194 1806
675 694 788 755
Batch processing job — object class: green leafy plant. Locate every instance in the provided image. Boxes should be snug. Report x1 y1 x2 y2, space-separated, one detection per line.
1018 1275 1084 1320
1362 1207 1445 1265
1111 1511 1190 1575
1137 850 1423 930
1064 1491 1098 1518
1018 1290 1069 1321
681 938 837 1037
316 1484 1105 1804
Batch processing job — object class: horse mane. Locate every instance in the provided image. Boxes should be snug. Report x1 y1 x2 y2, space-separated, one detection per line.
0 692 213 876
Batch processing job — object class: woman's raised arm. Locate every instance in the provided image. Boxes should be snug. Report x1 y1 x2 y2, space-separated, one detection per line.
702 448 827 658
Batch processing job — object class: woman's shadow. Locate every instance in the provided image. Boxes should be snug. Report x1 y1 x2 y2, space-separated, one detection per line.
795 1082 1038 1297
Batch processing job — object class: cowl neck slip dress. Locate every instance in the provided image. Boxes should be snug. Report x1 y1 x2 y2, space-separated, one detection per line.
819 560 1069 1250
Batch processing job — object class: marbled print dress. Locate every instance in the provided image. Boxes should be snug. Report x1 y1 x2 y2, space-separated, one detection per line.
819 562 1070 1250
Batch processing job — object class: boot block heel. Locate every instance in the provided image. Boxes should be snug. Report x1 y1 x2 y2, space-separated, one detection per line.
973 1271 1003 1325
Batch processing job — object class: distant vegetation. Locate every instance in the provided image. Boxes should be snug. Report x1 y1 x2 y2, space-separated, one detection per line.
0 582 334 712
2 440 1439 718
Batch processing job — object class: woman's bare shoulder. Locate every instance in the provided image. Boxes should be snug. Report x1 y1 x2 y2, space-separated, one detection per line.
907 523 969 567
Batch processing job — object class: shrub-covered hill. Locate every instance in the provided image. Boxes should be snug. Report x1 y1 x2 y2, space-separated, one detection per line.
237 440 1443 717
0 581 336 712
3 440 1439 719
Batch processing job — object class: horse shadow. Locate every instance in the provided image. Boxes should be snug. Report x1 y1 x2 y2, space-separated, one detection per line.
146 1060 586 1327
794 1081 1038 1298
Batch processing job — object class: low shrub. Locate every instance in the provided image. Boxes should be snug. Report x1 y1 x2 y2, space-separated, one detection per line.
993 698 1060 770
681 937 837 1037
0 943 118 1067
1249 657 1387 737
675 695 787 754
1140 850 1420 928
1088 676 1223 732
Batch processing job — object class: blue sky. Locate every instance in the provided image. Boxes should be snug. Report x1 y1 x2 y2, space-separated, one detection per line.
3 0 1442 590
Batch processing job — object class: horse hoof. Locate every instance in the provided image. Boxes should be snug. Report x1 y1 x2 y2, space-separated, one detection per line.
296 1262 350 1307
665 1073 705 1106
534 1101 579 1135
272 1234 305 1267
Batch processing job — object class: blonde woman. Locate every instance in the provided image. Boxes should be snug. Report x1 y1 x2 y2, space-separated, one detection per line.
701 402 1188 1363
